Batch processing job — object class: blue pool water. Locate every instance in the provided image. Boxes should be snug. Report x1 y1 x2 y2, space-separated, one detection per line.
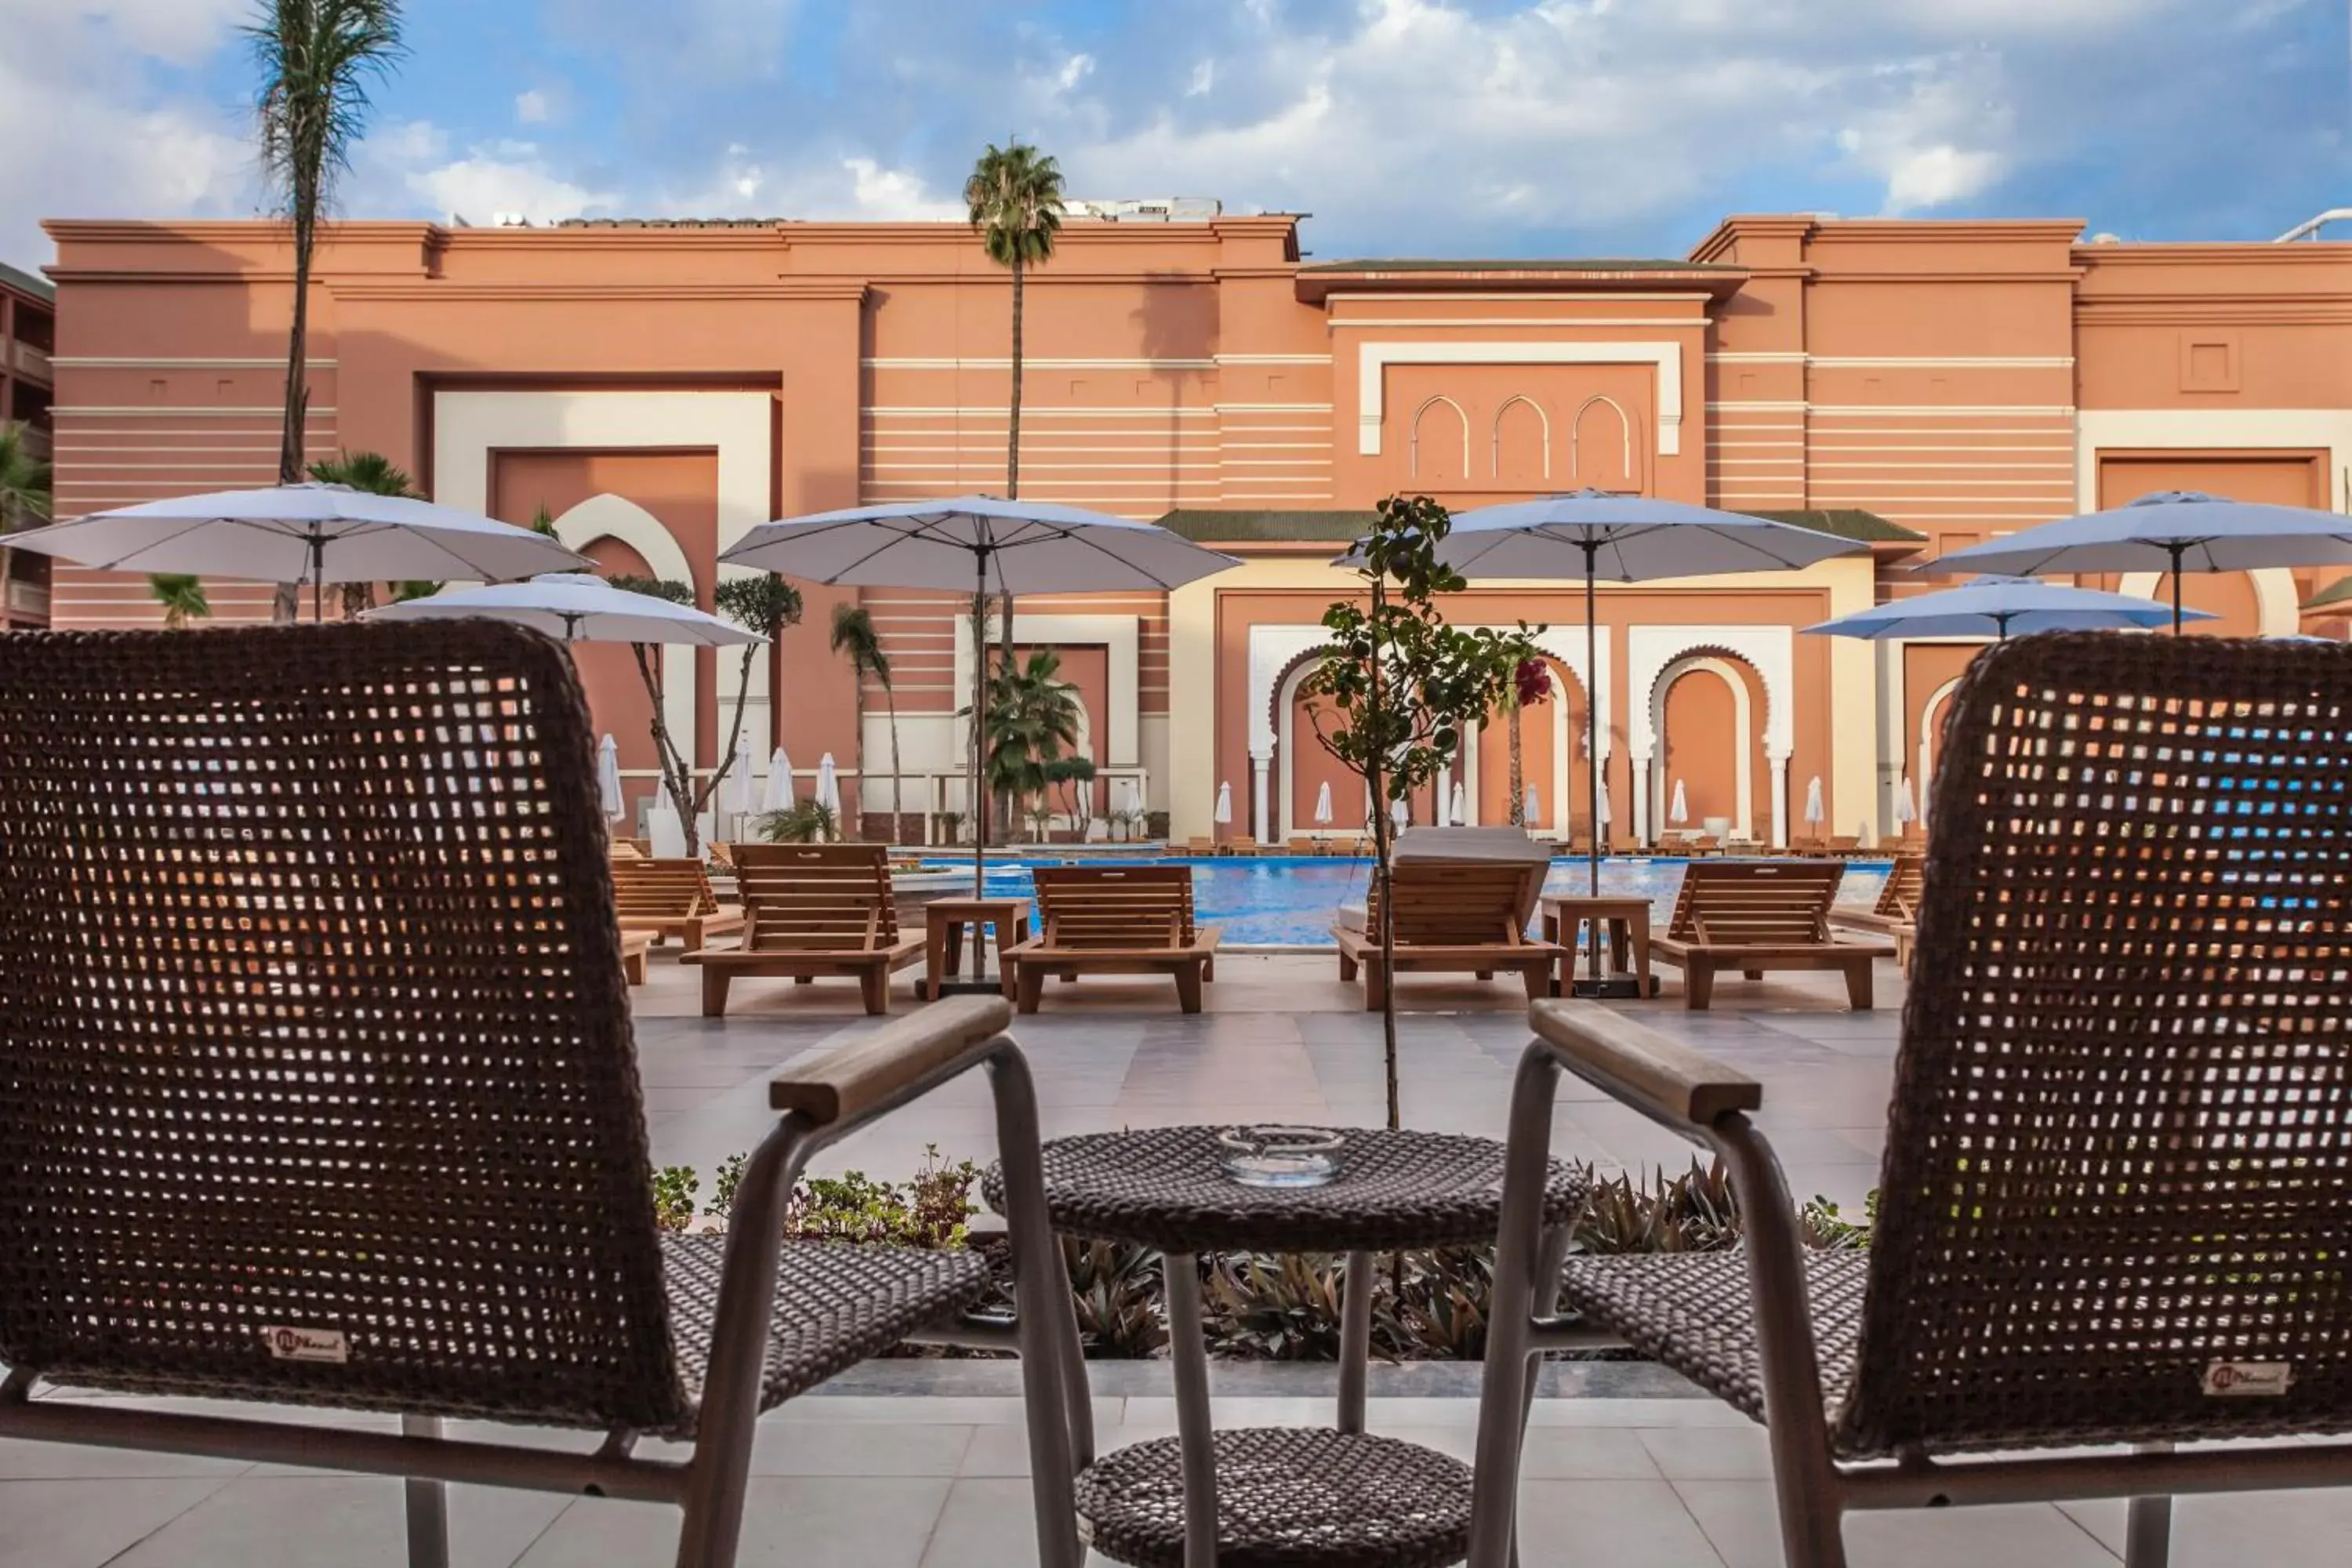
920 855 1893 947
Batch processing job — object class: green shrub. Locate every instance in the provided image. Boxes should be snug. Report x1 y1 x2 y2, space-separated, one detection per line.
1062 1239 1168 1359
757 800 840 844
652 1165 700 1233
784 1145 978 1249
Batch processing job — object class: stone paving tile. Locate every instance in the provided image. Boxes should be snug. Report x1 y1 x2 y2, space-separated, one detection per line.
1674 1480 2120 1568
104 1475 570 1568
0 1476 233 1568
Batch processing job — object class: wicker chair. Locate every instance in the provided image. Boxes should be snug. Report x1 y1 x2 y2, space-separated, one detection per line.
0 624 1085 1568
1469 633 2352 1568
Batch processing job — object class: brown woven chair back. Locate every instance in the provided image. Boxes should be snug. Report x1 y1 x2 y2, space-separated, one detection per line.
1031 864 1197 949
732 841 902 949
1662 860 1842 946
1846 632 2352 1455
0 623 684 1432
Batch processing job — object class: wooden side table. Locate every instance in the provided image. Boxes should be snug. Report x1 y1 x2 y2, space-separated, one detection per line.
1540 893 1655 998
921 896 1031 1000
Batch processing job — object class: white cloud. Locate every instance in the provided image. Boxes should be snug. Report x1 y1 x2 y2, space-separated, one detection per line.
1057 53 1095 92
1186 60 1215 96
514 89 551 125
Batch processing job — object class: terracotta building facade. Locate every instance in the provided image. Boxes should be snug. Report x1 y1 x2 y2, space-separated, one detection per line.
36 212 2352 844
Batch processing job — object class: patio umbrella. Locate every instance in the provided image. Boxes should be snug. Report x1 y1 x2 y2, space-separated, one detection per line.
720 728 757 833
1669 779 1690 829
1448 779 1469 826
1214 782 1233 827
1804 574 2209 641
815 753 843 837
1803 776 1825 830
1432 492 1864 992
1524 784 1540 826
1313 782 1334 828
1596 777 1611 832
368 572 764 646
597 735 624 822
1895 777 1919 830
762 747 796 812
11 482 589 621
1923 492 2352 631
1392 797 1410 831
719 495 1238 895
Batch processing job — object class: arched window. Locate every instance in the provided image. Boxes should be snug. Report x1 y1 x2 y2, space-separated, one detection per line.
1409 395 1470 482
1570 395 1635 490
1491 395 1550 485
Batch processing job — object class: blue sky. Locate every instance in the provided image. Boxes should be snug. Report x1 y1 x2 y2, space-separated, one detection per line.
2 0 2346 267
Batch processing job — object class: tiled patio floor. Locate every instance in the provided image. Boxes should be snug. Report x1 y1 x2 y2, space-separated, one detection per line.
12 952 2348 1565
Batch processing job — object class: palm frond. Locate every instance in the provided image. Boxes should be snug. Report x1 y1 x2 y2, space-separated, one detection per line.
829 602 891 684
0 422 53 530
246 0 407 226
964 138 1065 268
306 448 416 496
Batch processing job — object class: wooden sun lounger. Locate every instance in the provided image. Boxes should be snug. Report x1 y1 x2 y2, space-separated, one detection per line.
1006 865 1221 1014
610 855 746 953
1650 859 1894 1011
683 843 923 1015
1828 850 1924 938
1332 860 1562 1011
1183 836 1220 856
619 930 653 985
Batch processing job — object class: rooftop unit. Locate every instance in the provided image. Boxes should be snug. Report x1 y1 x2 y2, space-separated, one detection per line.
1065 198 1222 223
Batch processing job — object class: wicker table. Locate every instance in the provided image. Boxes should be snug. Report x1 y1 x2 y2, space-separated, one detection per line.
1539 892 1655 998
986 1126 1584 1568
920 895 1031 1001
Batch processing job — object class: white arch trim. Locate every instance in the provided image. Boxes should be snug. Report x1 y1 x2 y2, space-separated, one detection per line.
552 494 700 771
1915 674 1965 827
1491 395 1552 480
1570 394 1634 482
1410 394 1471 480
1653 655 1756 840
1628 623 1795 846
1358 340 1684 456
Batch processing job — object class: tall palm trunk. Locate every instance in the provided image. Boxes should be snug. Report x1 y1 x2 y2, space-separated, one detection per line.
998 252 1022 673
273 194 315 623
1507 699 1524 826
885 684 906 844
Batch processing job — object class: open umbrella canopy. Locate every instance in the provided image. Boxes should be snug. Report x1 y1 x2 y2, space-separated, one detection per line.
719 494 1240 593
9 482 588 583
1436 488 1867 581
1926 492 2352 579
1805 575 2209 641
367 573 764 645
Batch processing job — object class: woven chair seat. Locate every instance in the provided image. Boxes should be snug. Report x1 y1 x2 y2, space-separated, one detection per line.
985 1127 1586 1254
661 1236 989 1429
1076 1427 1472 1568
1559 1250 1869 1441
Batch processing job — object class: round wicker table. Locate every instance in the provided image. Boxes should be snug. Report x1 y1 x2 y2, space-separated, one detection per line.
985 1126 1584 1568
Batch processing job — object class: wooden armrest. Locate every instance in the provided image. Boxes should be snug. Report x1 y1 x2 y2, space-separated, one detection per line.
1528 998 1761 1127
769 995 1014 1124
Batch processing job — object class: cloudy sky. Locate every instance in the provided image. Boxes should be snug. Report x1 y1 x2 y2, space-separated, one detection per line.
1 0 2344 267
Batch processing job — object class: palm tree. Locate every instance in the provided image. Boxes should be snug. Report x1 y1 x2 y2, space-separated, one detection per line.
830 603 905 843
0 422 53 627
249 0 406 621
150 575 212 630
964 139 1065 668
307 448 416 615
979 648 1082 840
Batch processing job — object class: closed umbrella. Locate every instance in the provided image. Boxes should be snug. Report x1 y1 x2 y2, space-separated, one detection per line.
1669 779 1690 828
1596 777 1611 830
815 753 843 837
1895 777 1919 829
1803 775 1825 829
1214 781 1233 827
13 482 589 621
1448 779 1468 826
1524 784 1541 826
597 734 624 822
720 496 1237 899
1805 574 2210 641
1432 490 1863 993
1392 797 1410 832
1924 492 2352 631
762 747 795 813
1313 782 1334 828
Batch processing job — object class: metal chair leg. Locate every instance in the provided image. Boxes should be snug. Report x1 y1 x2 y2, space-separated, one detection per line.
2125 1444 2174 1568
989 1044 1086 1568
1338 1250 1374 1436
1164 1251 1220 1568
401 1415 449 1568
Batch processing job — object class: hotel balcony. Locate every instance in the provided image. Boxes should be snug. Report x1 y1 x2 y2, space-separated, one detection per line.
8 339 49 385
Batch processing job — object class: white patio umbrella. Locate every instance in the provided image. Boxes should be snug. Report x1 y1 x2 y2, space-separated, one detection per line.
597 734 624 822
1805 574 2210 641
11 482 589 620
1432 492 1864 986
1448 779 1469 826
814 753 843 837
1924 492 2352 632
1596 777 1612 829
1669 779 1690 827
1214 781 1233 827
1392 797 1410 831
762 747 796 813
720 728 757 832
368 572 764 647
1313 782 1334 828
1803 775 1826 829
1523 784 1541 827
1895 777 1919 830
720 495 1238 895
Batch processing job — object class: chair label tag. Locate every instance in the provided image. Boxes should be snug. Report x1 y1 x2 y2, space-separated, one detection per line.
262 1325 350 1363
2201 1360 2292 1396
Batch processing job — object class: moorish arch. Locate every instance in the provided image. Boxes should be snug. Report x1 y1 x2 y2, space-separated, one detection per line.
1468 655 1582 834
553 493 699 782
1627 624 1795 846
1914 673 1967 826
1570 394 1638 491
1651 652 1769 841
1410 395 1471 482
1491 395 1551 484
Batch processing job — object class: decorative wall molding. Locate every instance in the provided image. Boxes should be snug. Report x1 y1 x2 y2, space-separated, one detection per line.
1355 340 1684 456
550 494 700 768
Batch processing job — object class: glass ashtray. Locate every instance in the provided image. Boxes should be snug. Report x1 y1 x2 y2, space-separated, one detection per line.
1216 1125 1348 1188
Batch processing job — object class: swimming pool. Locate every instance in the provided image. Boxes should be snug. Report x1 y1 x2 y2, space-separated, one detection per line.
916 855 1893 947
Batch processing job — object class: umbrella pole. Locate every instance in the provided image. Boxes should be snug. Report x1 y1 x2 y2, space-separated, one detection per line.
2169 544 2185 635
972 547 989 900
1572 549 1640 1000
310 535 325 625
